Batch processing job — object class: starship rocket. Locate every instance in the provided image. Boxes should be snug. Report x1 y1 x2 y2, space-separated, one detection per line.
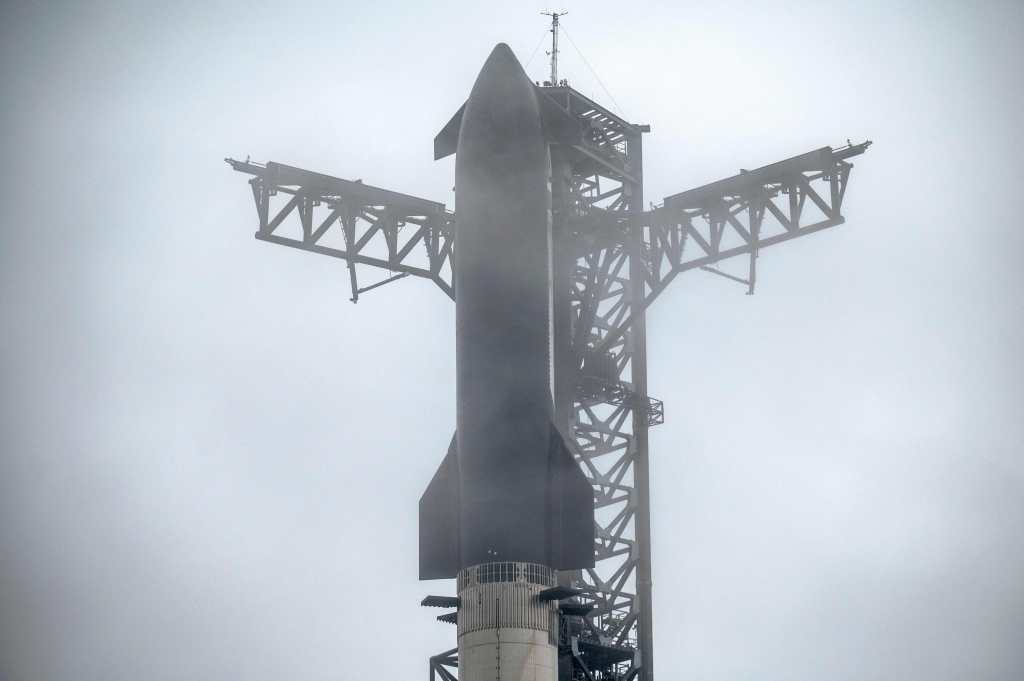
419 44 595 680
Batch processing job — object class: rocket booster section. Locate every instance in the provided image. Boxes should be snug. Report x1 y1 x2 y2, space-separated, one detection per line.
419 44 594 579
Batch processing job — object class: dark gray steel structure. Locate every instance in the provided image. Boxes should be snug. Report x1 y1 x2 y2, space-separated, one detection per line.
227 37 870 681
419 44 595 581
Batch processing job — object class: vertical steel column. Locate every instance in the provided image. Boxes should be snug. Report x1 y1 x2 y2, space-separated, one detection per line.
626 130 654 681
550 148 581 680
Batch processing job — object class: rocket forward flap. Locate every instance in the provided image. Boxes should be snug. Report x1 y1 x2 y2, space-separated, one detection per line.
433 103 465 161
547 423 596 570
419 435 460 580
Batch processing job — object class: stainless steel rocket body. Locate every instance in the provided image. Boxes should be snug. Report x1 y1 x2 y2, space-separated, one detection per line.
418 44 596 680
419 44 593 582
454 44 555 569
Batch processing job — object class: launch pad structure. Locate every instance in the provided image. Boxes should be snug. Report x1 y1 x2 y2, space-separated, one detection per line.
227 19 870 681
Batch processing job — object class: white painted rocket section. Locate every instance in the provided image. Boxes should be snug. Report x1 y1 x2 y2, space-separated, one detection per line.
457 563 559 681
460 629 557 681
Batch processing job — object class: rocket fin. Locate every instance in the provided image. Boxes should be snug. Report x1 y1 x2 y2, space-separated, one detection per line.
547 423 596 570
433 103 465 161
419 435 461 580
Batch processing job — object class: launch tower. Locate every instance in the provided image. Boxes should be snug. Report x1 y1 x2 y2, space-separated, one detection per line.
227 20 870 681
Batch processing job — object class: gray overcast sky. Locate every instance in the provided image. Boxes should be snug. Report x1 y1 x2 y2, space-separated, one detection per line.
1 1 1022 680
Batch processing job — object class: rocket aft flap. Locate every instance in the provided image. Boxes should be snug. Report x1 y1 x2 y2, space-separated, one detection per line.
420 425 595 580
419 44 594 581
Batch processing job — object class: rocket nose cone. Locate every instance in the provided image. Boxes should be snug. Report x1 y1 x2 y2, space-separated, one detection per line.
459 41 543 159
478 42 528 82
490 42 514 59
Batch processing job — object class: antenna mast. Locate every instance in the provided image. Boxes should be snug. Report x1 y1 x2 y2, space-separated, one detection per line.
542 11 566 86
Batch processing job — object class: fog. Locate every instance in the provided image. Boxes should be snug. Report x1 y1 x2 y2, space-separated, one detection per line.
1 1 1022 680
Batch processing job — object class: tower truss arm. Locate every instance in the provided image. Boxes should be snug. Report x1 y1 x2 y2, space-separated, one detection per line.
651 141 871 293
582 141 871 356
226 158 456 301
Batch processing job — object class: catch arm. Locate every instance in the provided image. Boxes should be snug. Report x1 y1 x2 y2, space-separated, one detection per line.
584 140 872 354
226 158 456 301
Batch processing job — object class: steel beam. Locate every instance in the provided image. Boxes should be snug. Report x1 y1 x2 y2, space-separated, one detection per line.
226 158 455 301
